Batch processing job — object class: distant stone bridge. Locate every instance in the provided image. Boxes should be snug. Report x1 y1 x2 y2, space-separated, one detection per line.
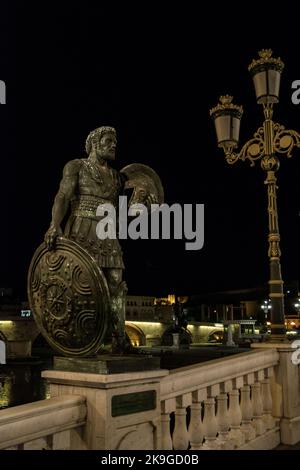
0 317 39 358
0 316 222 358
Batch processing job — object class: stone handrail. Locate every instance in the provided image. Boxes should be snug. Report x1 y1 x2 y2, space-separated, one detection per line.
161 349 279 400
1 346 299 450
160 348 280 450
0 395 87 450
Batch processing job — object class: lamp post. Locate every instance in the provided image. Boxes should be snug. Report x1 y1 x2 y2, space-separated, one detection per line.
260 299 271 324
210 49 300 341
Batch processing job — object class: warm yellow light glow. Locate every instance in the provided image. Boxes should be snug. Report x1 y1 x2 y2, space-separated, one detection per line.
199 325 222 329
214 323 224 328
183 324 223 330
126 321 162 326
266 321 271 326
0 379 11 408
0 321 12 325
168 294 176 305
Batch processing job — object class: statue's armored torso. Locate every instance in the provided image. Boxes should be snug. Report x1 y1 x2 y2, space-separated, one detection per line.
78 158 122 201
64 157 124 269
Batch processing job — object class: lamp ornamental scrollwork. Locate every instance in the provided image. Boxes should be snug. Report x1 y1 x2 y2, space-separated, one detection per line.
210 49 300 340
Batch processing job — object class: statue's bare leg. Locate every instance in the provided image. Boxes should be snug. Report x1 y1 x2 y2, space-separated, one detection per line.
104 268 128 353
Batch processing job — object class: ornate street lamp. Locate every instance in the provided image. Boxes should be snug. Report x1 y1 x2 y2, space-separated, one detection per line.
210 49 300 341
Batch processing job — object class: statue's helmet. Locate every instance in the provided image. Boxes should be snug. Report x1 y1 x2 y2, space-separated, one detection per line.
120 163 164 209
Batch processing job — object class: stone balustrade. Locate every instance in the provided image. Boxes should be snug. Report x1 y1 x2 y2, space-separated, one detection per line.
0 395 87 450
160 348 280 450
0 343 299 450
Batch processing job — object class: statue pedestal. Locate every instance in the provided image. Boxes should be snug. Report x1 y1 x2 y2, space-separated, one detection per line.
53 354 160 374
42 365 168 450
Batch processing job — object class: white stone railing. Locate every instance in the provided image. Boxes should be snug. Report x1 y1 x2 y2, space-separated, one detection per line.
0 395 87 450
1 344 299 450
160 348 280 450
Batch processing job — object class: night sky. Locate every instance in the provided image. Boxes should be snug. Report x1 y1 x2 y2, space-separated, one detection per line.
0 3 299 299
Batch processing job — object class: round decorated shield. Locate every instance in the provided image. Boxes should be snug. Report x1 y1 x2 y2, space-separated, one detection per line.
28 237 110 357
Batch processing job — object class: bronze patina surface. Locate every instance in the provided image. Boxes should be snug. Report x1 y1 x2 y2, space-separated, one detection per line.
28 237 110 356
28 126 164 356
111 390 156 417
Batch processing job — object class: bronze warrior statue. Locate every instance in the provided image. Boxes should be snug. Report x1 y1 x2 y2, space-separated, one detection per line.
28 126 163 356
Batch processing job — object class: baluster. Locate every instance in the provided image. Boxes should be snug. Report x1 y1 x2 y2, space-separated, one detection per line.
261 378 275 430
188 402 203 450
52 431 70 450
251 382 265 436
172 394 191 450
161 399 175 450
240 385 256 441
216 394 234 449
173 408 189 450
161 413 173 450
202 398 219 449
227 389 245 447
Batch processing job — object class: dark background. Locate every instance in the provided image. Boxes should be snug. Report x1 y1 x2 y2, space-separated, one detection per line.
0 3 299 298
